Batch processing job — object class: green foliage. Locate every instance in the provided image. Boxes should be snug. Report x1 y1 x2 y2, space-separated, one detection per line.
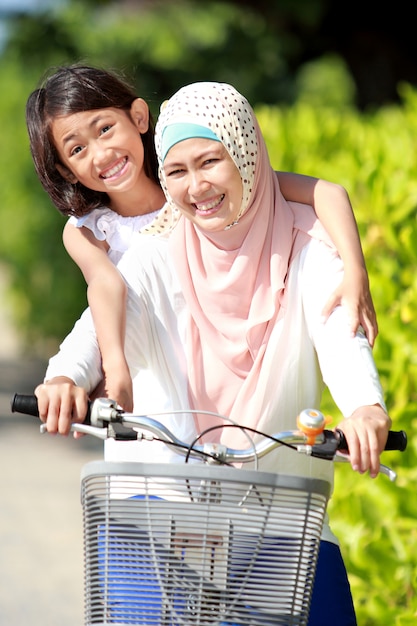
4 0 298 112
0 59 87 353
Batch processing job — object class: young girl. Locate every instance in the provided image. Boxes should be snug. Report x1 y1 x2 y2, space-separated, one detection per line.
26 64 377 412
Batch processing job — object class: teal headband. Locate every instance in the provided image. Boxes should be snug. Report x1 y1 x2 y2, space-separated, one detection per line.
161 123 220 161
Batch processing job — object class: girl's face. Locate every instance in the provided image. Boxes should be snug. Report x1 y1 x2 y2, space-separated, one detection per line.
163 138 243 231
51 99 149 205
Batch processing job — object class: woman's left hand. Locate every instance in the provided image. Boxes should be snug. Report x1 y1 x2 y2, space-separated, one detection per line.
336 405 392 478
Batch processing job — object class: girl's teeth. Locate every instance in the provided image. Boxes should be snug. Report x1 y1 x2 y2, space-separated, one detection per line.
102 158 127 178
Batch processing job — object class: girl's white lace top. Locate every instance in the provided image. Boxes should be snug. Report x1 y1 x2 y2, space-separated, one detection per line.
69 207 160 264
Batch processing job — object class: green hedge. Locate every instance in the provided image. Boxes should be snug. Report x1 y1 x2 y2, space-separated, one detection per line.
257 86 417 624
0 61 87 353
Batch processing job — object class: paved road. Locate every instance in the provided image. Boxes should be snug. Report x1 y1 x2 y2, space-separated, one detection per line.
0 359 102 626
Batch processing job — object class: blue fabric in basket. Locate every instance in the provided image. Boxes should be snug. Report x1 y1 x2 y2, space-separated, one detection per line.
97 496 355 625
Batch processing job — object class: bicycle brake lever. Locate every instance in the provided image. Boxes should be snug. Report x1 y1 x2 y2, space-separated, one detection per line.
334 453 397 482
39 422 109 440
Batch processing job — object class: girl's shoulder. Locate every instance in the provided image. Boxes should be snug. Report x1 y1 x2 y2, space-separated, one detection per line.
68 207 160 253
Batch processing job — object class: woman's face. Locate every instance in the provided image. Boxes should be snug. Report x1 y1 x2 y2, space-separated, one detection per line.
163 138 243 231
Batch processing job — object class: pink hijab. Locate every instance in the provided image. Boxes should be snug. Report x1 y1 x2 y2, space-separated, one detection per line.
154 82 334 442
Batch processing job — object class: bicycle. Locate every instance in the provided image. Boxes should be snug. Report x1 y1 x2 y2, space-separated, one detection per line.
11 394 407 626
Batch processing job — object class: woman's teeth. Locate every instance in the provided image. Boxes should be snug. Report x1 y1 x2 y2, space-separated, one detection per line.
196 194 225 211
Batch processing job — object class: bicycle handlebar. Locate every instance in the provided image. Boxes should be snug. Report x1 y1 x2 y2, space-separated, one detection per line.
10 392 408 450
335 427 407 452
10 393 407 480
11 393 50 419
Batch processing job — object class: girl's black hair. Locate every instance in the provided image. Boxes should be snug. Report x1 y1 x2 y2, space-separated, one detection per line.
26 64 159 217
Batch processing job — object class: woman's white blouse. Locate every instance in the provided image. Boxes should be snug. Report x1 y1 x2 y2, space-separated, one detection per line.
45 237 385 544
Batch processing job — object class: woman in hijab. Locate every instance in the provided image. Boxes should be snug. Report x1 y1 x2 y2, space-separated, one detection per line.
149 81 389 625
37 82 390 625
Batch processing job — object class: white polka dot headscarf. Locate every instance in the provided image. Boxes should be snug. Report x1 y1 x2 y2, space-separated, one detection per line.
148 82 258 234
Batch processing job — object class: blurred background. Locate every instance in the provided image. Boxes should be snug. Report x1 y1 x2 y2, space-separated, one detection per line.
0 0 416 624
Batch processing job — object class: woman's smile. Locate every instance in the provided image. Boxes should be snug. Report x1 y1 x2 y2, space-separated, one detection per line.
163 138 242 231
193 193 225 215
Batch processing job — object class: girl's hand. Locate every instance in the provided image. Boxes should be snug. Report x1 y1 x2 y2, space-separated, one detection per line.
99 358 134 412
35 378 89 436
336 405 392 478
321 267 378 347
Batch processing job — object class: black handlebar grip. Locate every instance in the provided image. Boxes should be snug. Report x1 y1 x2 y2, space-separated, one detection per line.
10 393 91 424
383 430 408 451
336 428 408 452
11 393 39 417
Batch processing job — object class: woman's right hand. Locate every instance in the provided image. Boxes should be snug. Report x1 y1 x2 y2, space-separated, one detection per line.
35 377 89 436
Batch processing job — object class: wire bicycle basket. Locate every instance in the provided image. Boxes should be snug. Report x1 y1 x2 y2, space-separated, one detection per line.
81 461 330 626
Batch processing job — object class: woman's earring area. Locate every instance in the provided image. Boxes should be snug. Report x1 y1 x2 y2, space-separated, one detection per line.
224 219 239 230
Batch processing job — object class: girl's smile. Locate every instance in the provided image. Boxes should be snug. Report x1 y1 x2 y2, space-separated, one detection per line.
100 156 129 181
51 100 162 215
52 108 144 190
